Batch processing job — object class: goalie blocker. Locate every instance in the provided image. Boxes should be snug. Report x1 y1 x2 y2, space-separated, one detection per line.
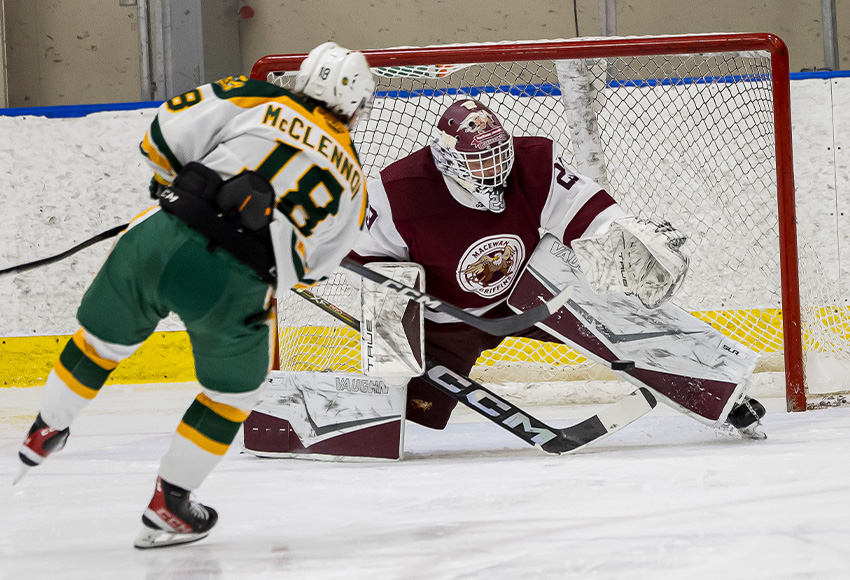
360 262 426 378
243 263 425 460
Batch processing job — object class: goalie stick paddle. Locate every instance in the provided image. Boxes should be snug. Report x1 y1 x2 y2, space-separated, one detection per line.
291 287 657 454
341 257 572 336
0 223 129 278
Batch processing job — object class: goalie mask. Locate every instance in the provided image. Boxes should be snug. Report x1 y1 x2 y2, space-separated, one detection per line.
430 99 515 213
294 42 376 128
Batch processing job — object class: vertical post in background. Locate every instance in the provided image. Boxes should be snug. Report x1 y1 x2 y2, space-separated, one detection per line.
147 0 168 100
137 0 152 100
142 0 240 101
161 0 174 97
597 0 617 95
272 297 280 371
599 0 616 37
0 0 7 107
166 0 204 96
143 0 196 101
821 0 839 70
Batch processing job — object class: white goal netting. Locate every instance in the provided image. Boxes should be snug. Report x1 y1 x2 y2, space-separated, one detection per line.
259 35 850 410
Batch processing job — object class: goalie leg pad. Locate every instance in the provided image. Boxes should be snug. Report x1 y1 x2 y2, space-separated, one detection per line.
508 234 758 426
243 371 407 461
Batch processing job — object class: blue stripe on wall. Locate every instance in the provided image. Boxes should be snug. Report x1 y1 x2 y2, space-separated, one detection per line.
1 70 847 118
0 100 163 118
791 70 850 80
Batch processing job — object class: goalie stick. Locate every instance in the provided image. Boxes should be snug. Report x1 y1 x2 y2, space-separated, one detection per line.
341 258 571 336
290 287 657 454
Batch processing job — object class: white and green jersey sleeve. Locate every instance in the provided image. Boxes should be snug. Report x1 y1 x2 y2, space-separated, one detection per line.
140 76 368 290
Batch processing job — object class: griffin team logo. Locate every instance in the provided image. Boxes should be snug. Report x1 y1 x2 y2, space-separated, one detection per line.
457 234 525 297
458 106 507 150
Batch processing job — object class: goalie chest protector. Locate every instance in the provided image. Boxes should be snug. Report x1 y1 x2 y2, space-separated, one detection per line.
374 137 559 310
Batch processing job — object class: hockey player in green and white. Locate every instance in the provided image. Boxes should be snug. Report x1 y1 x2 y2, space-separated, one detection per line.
13 41 375 549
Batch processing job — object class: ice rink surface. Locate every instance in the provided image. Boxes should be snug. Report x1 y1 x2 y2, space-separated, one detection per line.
2 383 850 580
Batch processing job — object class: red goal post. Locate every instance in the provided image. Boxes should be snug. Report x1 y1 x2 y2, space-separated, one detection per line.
251 33 837 413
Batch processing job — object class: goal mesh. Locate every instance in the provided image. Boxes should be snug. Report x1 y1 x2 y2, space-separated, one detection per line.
256 35 850 411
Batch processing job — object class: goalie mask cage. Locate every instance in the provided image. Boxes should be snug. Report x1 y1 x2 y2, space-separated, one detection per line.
254 33 849 413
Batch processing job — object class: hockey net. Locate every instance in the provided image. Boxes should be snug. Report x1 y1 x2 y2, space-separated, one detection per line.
253 34 850 411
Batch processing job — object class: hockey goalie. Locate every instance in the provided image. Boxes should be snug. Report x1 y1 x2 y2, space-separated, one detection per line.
244 97 767 461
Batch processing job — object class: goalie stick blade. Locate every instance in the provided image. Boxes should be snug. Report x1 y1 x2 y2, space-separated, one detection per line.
340 258 572 336
540 387 657 454
423 361 654 455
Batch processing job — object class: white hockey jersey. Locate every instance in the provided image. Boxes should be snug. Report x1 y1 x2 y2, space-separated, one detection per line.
141 75 368 290
351 137 626 323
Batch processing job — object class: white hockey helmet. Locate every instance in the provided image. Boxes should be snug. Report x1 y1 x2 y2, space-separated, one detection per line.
430 99 515 213
293 41 376 128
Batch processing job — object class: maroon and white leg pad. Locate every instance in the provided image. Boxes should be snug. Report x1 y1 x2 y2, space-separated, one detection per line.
508 234 759 426
242 371 407 461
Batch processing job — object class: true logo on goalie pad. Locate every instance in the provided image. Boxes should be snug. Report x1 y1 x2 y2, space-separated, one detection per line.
360 263 426 378
362 319 376 376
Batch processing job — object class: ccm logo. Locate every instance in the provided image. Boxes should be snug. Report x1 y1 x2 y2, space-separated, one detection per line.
427 365 557 446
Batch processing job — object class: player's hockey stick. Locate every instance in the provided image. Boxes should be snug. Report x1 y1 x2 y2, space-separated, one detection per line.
2 225 563 337
0 223 129 278
341 258 571 336
291 287 657 454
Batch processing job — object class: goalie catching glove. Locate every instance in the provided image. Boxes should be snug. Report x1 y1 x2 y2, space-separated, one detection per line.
572 216 688 309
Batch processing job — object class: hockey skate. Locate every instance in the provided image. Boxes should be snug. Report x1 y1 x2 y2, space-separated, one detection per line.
13 414 70 485
134 477 219 549
726 397 767 440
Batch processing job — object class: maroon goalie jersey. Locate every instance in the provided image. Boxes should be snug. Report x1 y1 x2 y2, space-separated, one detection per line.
350 136 625 324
